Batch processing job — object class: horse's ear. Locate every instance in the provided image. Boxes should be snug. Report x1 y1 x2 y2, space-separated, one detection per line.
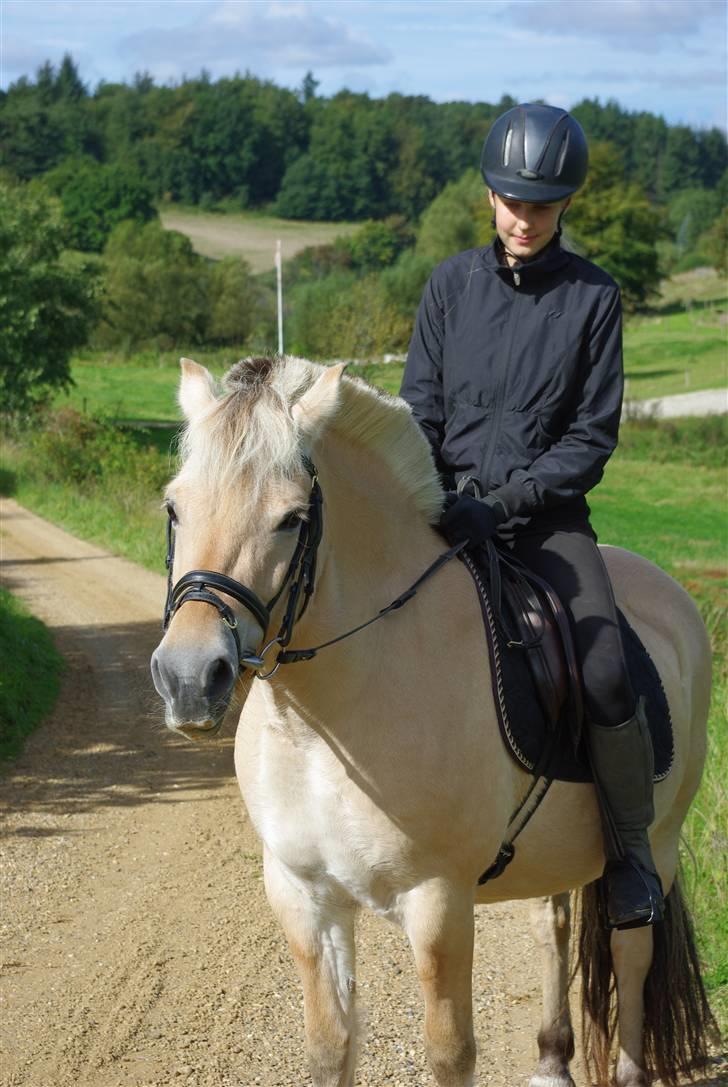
292 363 346 438
178 358 217 421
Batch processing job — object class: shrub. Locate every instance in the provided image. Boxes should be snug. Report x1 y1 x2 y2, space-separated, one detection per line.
18 407 169 493
287 272 411 359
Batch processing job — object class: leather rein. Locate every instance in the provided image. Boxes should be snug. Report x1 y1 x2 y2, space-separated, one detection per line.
163 459 465 681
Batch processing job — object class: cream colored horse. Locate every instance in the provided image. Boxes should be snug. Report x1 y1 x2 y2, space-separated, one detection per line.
151 356 713 1087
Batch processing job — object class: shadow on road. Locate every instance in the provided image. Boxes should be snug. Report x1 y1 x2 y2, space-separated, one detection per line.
1 616 244 834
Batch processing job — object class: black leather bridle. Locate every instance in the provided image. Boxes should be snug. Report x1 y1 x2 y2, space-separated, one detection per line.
162 458 466 681
163 459 324 679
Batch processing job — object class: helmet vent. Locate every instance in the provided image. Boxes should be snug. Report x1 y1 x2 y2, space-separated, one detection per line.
503 125 513 166
555 131 570 177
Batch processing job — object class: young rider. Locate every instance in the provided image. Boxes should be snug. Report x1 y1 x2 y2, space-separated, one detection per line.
400 102 664 930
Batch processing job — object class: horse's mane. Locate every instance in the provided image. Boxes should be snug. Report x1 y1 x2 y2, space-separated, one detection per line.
179 355 443 521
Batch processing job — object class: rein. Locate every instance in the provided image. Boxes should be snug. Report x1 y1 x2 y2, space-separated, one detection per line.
163 460 465 681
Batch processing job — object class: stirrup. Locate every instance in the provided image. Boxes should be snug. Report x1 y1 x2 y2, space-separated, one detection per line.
602 857 665 931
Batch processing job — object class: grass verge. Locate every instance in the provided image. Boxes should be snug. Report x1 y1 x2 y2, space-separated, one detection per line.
0 587 65 761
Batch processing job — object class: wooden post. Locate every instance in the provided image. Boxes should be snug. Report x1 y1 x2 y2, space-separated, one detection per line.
276 239 283 356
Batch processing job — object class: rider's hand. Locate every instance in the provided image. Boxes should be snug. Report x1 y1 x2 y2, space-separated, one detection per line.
437 493 505 547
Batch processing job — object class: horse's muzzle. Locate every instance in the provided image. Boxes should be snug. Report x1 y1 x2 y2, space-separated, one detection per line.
151 632 241 735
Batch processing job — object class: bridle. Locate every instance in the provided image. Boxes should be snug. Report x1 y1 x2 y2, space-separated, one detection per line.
162 458 465 681
163 458 324 679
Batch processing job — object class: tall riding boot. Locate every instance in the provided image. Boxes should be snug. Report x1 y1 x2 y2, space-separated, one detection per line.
587 697 665 930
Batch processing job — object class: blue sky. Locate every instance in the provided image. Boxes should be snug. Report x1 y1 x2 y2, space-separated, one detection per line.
1 0 726 129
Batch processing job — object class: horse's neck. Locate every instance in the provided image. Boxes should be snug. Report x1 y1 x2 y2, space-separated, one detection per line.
316 429 442 618
265 431 434 688
260 431 515 829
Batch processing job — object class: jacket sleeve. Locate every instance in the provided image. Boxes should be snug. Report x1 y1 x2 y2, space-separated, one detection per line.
489 285 624 518
399 273 450 478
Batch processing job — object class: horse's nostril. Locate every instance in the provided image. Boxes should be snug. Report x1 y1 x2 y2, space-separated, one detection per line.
205 657 235 702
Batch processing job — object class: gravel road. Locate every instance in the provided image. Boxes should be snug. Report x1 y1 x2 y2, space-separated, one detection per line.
1 500 725 1087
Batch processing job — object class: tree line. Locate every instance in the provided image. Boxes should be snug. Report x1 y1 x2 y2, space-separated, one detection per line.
1 55 725 221
1 55 726 416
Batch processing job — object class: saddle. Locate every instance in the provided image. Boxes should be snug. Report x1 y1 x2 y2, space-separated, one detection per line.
460 541 674 786
484 542 583 740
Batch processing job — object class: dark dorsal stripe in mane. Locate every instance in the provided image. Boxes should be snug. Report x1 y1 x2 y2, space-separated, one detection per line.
224 355 277 392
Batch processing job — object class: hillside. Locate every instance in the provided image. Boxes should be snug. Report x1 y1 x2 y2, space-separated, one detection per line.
159 208 358 272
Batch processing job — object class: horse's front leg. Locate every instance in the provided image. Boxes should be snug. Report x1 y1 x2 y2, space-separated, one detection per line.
403 878 476 1087
528 893 576 1087
263 847 357 1087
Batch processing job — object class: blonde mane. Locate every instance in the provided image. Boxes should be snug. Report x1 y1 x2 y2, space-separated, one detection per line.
179 355 443 520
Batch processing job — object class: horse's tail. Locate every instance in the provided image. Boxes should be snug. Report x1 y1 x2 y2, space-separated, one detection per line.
576 874 718 1086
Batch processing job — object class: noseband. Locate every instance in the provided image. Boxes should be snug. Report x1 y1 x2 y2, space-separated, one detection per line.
163 459 324 678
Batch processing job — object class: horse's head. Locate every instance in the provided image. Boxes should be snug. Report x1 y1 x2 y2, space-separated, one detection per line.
151 355 344 738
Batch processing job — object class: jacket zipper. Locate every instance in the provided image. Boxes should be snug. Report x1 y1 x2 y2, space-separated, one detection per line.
480 269 522 488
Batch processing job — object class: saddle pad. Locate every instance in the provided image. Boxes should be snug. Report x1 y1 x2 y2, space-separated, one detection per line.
461 552 674 784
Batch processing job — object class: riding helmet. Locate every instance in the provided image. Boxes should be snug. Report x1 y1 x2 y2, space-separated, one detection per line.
481 103 588 203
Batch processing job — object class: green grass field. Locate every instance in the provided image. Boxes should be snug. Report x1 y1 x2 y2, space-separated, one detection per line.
54 268 726 422
159 206 358 272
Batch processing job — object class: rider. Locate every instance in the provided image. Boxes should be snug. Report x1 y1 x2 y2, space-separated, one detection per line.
400 102 664 931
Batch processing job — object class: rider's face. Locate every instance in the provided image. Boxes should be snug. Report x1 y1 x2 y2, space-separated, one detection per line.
489 191 570 263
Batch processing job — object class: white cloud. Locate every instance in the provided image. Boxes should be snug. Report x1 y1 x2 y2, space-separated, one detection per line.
118 0 390 76
503 0 726 52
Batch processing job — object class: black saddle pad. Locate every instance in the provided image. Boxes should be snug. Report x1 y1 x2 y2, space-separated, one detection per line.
462 553 674 784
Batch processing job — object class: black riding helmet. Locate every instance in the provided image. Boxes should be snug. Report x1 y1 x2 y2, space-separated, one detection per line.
481 103 588 203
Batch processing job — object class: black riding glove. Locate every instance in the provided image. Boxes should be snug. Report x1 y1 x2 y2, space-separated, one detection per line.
437 493 506 547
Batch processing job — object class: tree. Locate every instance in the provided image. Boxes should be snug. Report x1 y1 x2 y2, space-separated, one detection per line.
0 182 99 415
96 220 209 349
43 157 156 250
565 143 661 309
696 208 728 275
667 187 721 259
206 257 273 345
416 169 490 264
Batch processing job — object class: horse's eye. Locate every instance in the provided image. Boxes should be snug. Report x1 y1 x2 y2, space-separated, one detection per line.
276 511 302 532
164 500 178 525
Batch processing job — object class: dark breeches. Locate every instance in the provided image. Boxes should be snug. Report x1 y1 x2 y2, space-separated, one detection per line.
504 524 636 728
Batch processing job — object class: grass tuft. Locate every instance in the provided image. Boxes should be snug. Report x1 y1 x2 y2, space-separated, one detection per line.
0 588 65 762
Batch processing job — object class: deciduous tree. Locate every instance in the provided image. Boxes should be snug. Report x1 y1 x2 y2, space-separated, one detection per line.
0 182 98 415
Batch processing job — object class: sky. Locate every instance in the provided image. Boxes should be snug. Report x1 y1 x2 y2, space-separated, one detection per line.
1 0 726 130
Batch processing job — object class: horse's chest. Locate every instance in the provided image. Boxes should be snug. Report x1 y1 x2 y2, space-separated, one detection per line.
237 727 415 914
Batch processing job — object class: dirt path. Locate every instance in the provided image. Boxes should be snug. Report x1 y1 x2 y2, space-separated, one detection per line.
0 501 723 1087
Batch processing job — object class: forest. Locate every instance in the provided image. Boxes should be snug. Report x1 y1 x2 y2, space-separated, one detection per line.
1 55 726 412
2 55 726 218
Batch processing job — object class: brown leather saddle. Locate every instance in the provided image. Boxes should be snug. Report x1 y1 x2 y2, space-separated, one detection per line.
489 542 584 741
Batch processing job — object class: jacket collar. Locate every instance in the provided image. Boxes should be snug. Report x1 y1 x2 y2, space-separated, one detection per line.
482 235 570 283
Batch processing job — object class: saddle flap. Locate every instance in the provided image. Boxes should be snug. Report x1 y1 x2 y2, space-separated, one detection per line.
502 573 568 728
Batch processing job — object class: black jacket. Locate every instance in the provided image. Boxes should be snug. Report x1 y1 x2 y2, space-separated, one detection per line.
400 238 624 531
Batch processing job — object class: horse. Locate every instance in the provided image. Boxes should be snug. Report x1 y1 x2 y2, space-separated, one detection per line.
151 355 714 1087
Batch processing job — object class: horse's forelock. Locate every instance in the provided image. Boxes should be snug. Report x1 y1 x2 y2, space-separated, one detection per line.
179 355 442 520
224 355 277 392
180 356 320 490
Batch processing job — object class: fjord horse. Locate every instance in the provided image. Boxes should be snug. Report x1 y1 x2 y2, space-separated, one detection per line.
152 356 713 1087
